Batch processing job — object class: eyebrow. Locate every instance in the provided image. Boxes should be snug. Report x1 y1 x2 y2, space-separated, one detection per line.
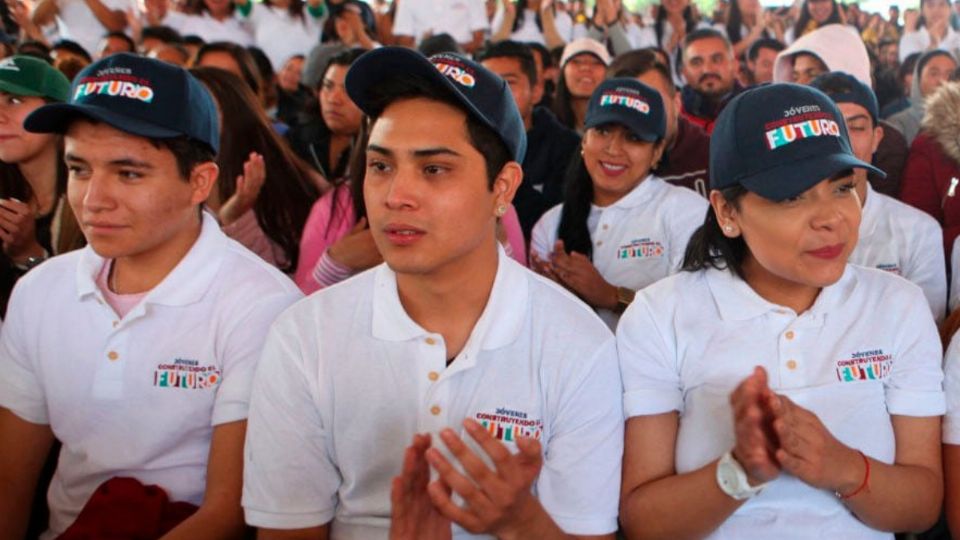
844 114 870 123
64 153 153 169
366 144 463 159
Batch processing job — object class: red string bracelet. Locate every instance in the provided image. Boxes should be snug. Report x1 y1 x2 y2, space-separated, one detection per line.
837 450 870 500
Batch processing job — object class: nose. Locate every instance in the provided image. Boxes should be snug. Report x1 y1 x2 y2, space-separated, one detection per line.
383 165 419 211
80 173 116 213
603 131 625 155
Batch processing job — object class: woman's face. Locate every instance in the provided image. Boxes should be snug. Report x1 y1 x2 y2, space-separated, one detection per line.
806 0 834 23
923 0 952 28
563 53 606 99
319 63 363 136
715 175 861 292
919 54 957 96
196 50 243 80
0 93 56 164
581 124 664 207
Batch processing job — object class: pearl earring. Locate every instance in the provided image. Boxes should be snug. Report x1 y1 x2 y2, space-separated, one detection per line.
496 204 507 217
723 224 734 233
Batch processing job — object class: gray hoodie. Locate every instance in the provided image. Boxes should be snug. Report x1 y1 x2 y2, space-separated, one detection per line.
885 52 932 146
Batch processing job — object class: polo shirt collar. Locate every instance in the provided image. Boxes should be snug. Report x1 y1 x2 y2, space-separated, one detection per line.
594 174 660 211
859 181 879 236
371 247 528 351
76 211 227 306
706 264 856 321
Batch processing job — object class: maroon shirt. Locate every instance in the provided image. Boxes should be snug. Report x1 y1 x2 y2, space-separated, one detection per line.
656 116 711 198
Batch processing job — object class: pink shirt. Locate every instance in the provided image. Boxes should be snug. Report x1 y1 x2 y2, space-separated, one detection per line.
294 183 529 295
96 261 148 319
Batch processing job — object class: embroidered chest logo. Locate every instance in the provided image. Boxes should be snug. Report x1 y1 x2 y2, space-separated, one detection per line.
475 407 542 442
154 358 221 390
876 263 902 275
835 349 892 382
617 238 664 260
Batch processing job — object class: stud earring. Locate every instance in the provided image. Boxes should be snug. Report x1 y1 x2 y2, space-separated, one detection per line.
723 224 734 233
496 204 507 217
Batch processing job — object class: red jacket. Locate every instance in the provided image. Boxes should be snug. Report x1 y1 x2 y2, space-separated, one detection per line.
900 131 960 262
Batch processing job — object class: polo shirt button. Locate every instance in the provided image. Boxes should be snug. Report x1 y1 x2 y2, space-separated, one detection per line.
785 330 795 340
107 351 119 361
430 405 441 415
425 337 436 345
428 371 439 381
786 359 797 370
602 224 609 230
596 241 603 246
112 320 119 328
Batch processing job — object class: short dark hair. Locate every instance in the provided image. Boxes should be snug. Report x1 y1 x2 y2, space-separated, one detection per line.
352 74 512 209
141 25 184 45
17 41 53 63
607 49 674 94
418 33 462 57
52 39 92 63
526 41 553 69
477 40 538 86
683 28 732 56
152 135 216 181
183 35 206 46
101 31 135 53
747 38 785 62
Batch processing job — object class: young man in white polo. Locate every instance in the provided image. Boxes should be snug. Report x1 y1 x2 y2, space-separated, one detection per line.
0 53 301 538
242 47 623 539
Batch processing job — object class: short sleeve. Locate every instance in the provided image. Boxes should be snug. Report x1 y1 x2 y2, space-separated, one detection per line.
900 215 947 322
537 338 623 535
884 285 945 417
0 280 47 424
529 204 561 264
665 189 708 272
944 331 960 443
949 236 960 312
617 295 683 416
242 313 341 529
212 289 301 425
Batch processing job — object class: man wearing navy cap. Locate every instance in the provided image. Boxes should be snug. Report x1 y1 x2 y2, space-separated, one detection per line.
0 53 301 538
243 47 622 539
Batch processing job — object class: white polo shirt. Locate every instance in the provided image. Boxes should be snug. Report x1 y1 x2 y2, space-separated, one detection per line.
0 212 302 538
392 0 488 45
899 26 960 62
530 174 707 329
241 4 323 69
618 265 945 539
849 183 947 322
55 0 132 57
163 10 253 46
948 236 960 313
242 250 623 538
489 7 576 44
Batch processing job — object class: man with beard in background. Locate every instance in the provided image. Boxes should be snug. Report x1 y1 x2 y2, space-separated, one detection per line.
679 28 742 134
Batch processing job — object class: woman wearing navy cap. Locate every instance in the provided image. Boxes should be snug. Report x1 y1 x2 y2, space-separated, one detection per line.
618 83 944 538
530 77 707 329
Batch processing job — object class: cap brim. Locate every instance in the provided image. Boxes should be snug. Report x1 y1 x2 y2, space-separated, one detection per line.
345 48 499 143
583 112 660 142
739 152 885 202
24 102 182 139
0 79 46 99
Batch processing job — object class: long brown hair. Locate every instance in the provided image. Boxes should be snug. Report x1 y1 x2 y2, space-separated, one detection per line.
190 67 319 272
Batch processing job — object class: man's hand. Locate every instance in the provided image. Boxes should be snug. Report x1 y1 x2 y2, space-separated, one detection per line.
424 419 543 538
390 433 452 540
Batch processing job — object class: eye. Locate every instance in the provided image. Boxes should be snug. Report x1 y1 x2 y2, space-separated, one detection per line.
837 181 857 194
423 164 447 175
119 170 143 180
366 160 390 174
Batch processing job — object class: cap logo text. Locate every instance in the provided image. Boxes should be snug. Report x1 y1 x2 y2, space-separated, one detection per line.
74 79 154 103
764 112 840 150
0 58 20 72
433 61 476 88
600 91 650 114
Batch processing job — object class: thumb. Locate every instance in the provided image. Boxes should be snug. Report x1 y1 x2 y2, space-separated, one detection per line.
515 436 542 467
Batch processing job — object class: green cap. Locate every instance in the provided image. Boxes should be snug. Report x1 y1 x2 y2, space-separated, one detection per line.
0 56 70 102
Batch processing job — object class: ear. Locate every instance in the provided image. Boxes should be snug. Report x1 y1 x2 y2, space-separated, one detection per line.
532 78 545 104
651 139 667 168
871 123 884 155
709 189 741 237
492 161 523 213
189 161 219 206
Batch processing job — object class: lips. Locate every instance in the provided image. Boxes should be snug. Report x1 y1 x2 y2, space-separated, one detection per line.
599 161 627 177
806 243 845 260
383 223 425 246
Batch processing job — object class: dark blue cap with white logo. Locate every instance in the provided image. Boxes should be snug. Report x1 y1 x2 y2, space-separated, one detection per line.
584 78 665 142
710 83 884 201
344 47 527 162
24 53 219 154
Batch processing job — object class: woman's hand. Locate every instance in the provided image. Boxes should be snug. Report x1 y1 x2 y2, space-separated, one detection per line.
327 217 383 271
219 152 266 226
549 240 618 309
730 367 781 484
0 198 43 264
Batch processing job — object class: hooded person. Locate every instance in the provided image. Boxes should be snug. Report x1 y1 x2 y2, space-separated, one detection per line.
901 80 960 263
773 23 911 197
887 49 957 146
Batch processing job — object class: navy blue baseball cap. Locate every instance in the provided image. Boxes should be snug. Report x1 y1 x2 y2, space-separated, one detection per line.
24 53 219 154
584 78 665 142
345 47 527 162
710 83 884 201
810 71 879 125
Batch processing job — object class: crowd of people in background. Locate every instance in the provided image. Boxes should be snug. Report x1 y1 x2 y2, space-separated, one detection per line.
5 0 960 537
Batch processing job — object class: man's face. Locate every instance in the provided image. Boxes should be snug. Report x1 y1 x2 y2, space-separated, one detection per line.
481 56 539 127
320 63 363 136
791 53 828 85
682 37 736 99
363 97 519 278
748 46 778 84
64 120 216 261
635 69 678 144
879 43 899 68
837 101 882 202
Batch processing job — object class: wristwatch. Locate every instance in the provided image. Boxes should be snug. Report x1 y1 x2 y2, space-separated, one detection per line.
716 451 767 500
613 286 635 314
